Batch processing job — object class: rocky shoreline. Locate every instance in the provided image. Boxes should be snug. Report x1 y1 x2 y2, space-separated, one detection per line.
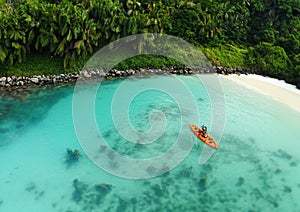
0 66 252 90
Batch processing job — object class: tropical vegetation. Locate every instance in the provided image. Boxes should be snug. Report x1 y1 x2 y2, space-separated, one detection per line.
0 0 299 88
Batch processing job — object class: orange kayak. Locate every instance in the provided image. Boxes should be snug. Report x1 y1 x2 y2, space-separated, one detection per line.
190 124 218 149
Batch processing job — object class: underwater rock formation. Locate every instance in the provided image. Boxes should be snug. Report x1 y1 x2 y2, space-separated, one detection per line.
283 185 292 193
177 165 194 178
25 182 36 192
151 184 168 197
65 148 80 167
198 177 207 192
71 178 113 209
95 184 112 196
274 149 292 160
72 179 88 203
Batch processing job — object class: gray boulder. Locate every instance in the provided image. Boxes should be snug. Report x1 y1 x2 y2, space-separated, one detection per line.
30 78 39 84
81 70 91 78
17 81 24 86
0 77 6 82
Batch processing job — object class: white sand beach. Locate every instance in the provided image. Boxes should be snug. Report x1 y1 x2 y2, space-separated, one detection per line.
221 74 300 113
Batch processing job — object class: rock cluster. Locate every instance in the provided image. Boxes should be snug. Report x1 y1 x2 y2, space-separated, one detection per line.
215 66 254 75
0 73 79 88
78 67 196 80
0 66 252 89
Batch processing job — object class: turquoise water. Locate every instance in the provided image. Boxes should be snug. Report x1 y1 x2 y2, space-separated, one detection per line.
0 75 300 211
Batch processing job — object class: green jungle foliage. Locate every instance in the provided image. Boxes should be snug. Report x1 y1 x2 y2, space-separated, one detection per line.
0 0 299 87
115 54 184 70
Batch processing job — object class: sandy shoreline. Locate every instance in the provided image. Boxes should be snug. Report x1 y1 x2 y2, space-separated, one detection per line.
221 74 300 113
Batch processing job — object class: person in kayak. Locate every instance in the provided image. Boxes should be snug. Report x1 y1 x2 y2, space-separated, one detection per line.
199 125 208 138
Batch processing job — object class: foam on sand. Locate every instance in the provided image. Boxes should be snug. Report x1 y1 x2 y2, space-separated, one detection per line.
221 74 300 113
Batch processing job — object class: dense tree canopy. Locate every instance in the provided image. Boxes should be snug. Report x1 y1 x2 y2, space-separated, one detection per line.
0 0 299 87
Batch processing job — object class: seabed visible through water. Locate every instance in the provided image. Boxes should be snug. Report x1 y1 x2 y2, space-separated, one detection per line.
0 75 299 211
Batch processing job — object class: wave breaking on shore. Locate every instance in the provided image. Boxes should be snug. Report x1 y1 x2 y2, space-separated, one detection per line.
221 74 300 113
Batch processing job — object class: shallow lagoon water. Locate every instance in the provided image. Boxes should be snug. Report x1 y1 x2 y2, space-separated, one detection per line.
0 75 299 211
